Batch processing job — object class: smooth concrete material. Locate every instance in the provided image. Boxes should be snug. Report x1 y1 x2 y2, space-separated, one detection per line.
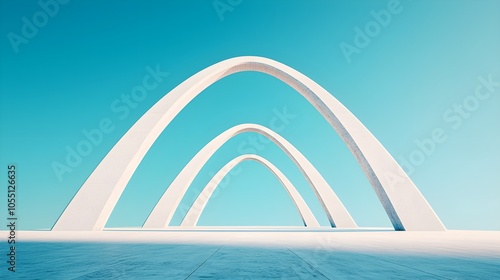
180 154 320 227
53 56 444 231
8 230 500 279
144 124 355 229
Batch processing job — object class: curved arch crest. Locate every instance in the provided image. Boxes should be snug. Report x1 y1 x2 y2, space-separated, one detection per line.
143 123 355 228
53 56 445 231
181 154 320 227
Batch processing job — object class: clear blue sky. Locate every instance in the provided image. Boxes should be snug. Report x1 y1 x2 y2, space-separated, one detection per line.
0 0 499 230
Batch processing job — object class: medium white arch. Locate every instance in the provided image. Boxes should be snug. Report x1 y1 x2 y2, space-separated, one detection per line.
143 124 356 228
53 56 445 231
181 154 320 227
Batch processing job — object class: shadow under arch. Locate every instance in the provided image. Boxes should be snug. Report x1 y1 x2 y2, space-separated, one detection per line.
52 56 444 231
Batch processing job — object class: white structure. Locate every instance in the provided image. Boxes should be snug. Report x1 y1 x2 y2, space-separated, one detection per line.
52 56 445 231
180 154 320 227
143 124 355 229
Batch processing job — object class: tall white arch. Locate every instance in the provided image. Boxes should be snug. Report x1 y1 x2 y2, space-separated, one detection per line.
181 154 320 227
143 124 355 228
52 56 445 231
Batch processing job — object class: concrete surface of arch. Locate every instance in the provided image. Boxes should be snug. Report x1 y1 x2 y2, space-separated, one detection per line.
52 56 445 231
143 123 355 228
181 154 320 227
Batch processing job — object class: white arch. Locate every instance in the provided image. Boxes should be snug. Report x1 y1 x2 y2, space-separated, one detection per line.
181 154 320 227
52 56 445 231
143 124 356 228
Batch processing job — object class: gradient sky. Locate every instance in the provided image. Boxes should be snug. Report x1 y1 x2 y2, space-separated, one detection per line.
0 0 499 230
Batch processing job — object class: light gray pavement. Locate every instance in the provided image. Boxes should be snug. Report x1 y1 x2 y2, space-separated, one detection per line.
3 229 500 279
